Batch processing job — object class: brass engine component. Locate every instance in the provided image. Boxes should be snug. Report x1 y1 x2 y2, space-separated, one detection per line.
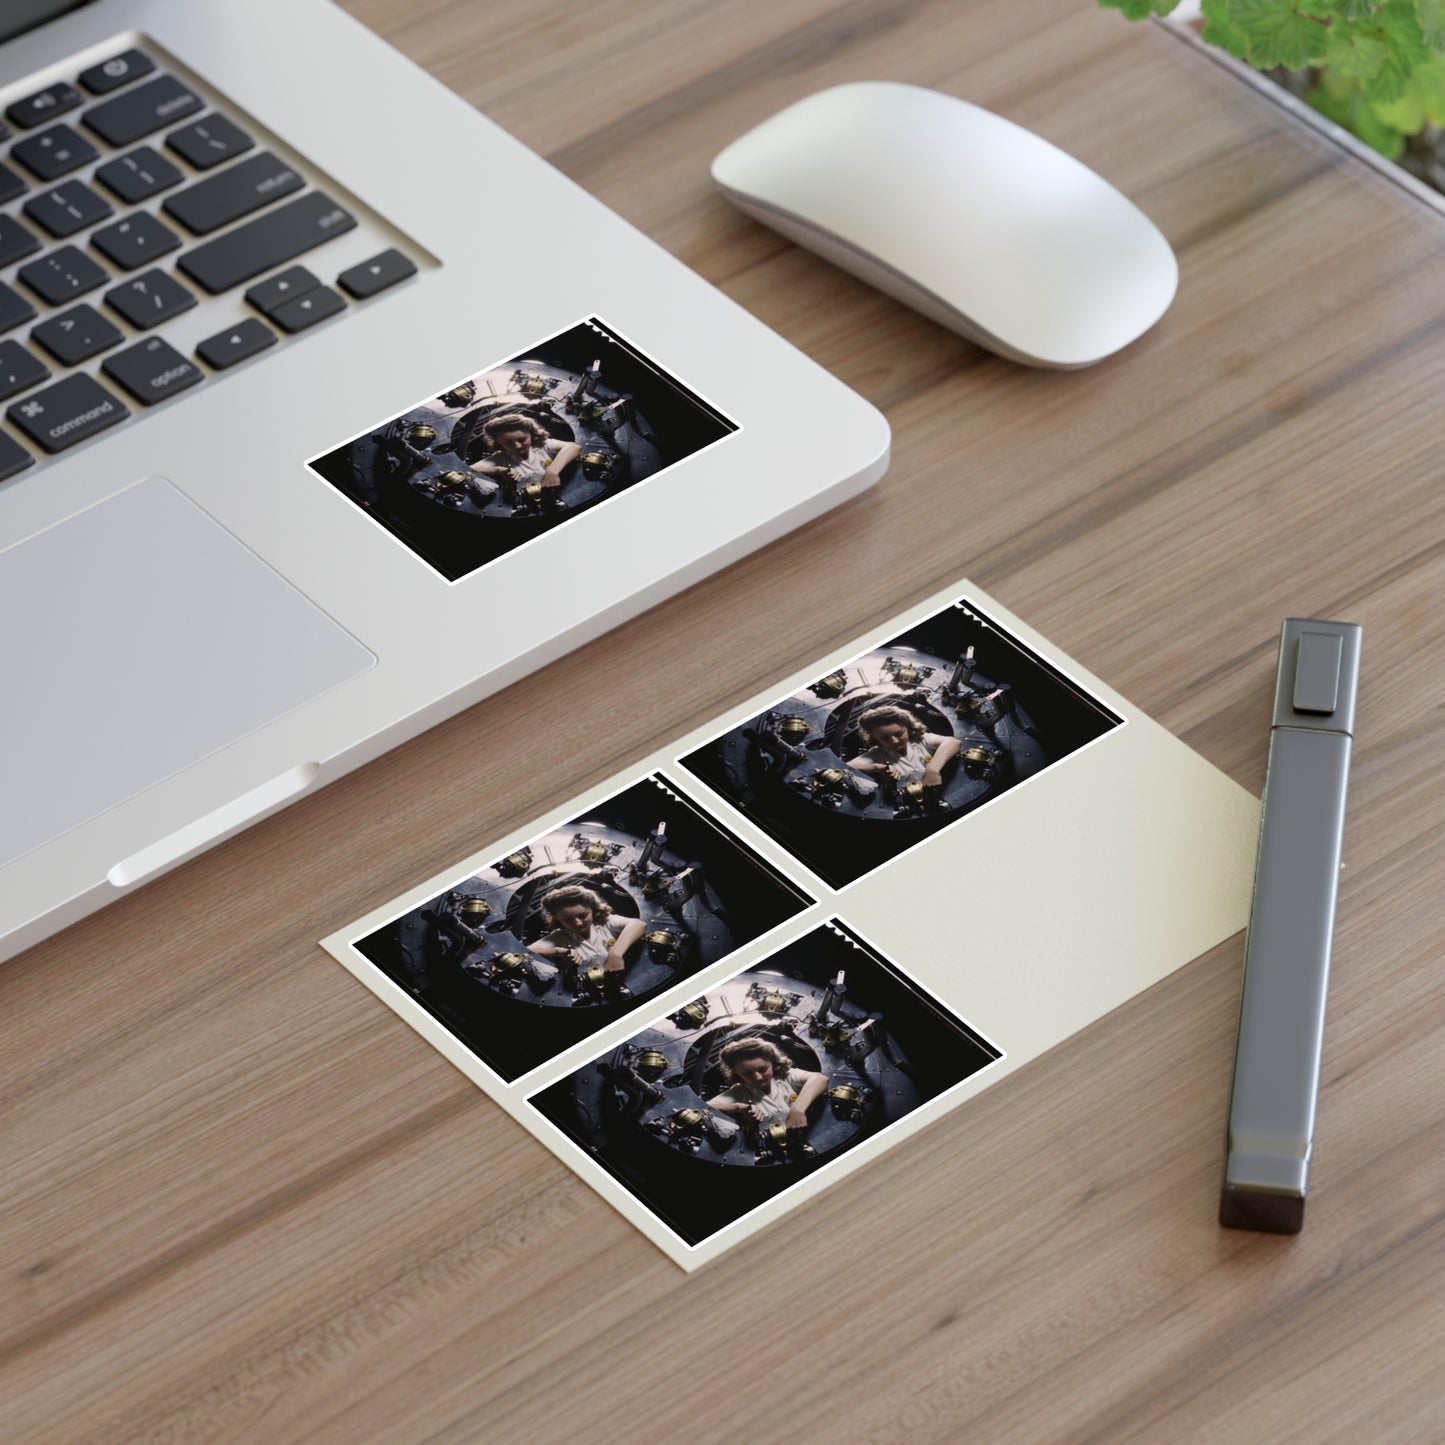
496 848 532 878
439 381 476 408
635 1049 668 1079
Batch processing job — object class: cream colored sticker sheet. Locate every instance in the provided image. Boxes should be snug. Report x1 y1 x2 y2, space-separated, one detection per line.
322 580 1258 1270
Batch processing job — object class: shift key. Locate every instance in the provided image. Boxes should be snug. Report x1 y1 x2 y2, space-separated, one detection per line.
163 151 303 236
178 192 356 294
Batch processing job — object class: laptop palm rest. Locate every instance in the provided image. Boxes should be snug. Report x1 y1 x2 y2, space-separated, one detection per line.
0 477 374 871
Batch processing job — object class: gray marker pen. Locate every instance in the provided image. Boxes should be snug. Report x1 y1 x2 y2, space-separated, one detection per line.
1220 618 1361 1234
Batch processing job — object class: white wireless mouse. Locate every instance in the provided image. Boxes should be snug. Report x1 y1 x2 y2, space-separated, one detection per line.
711 81 1178 369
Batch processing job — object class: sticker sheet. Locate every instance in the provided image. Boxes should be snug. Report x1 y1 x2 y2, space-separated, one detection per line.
324 580 1258 1269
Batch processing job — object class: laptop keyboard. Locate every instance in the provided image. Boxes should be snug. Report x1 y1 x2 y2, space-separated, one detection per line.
0 44 422 482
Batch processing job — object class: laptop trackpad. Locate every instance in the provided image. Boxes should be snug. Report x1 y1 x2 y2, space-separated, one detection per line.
0 477 375 869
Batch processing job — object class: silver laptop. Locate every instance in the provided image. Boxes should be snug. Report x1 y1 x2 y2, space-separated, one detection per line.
0 0 890 962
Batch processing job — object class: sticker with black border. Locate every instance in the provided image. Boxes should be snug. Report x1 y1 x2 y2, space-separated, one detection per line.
306 316 738 581
673 594 1124 890
347 773 812 1084
526 917 1004 1250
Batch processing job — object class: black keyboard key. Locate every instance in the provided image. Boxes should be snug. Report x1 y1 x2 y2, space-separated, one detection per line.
197 318 276 370
91 212 181 270
245 265 319 315
8 372 127 452
95 146 183 204
103 336 203 407
337 248 417 300
0 215 42 268
11 124 98 181
18 246 108 306
163 152 303 236
32 304 123 366
0 161 28 204
0 429 34 482
0 340 49 401
166 114 252 170
178 192 356 294
83 74 201 147
23 180 113 239
104 268 196 329
7 83 82 131
79 49 156 96
271 285 345 333
0 283 36 335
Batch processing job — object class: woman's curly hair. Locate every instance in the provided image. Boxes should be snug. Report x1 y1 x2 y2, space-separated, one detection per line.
717 1036 795 1085
481 412 551 451
539 884 612 929
856 703 927 743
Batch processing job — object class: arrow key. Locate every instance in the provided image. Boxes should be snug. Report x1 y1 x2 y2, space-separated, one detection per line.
197 318 276 370
337 248 416 300
244 265 320 317
270 284 345 334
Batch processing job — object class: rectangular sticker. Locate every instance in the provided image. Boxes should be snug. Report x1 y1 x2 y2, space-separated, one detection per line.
527 919 1002 1249
347 773 813 1084
307 316 738 581
675 594 1122 889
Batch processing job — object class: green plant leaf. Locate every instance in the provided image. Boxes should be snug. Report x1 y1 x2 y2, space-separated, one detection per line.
1410 53 1445 118
1355 99 1412 149
1372 71 1428 123
1201 0 1253 55
1310 76 1361 122
1337 0 1382 18
1308 78 1409 151
1325 26 1391 77
1223 0 1327 69
1416 0 1445 48
1097 0 1181 17
1365 47 1415 99
1380 0 1432 64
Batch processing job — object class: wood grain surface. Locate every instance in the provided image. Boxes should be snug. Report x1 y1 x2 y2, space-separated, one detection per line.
3 2 1443 1440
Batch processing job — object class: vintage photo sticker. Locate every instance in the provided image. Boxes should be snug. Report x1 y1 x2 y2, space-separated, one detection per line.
528 919 1003 1249
307 316 738 581
676 595 1124 889
349 774 812 1084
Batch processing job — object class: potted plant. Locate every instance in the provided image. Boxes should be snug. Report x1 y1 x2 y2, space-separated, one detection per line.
1101 0 1445 195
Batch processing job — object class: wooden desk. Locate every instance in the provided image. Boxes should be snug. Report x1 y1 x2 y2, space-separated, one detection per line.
3 2 1441 1438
